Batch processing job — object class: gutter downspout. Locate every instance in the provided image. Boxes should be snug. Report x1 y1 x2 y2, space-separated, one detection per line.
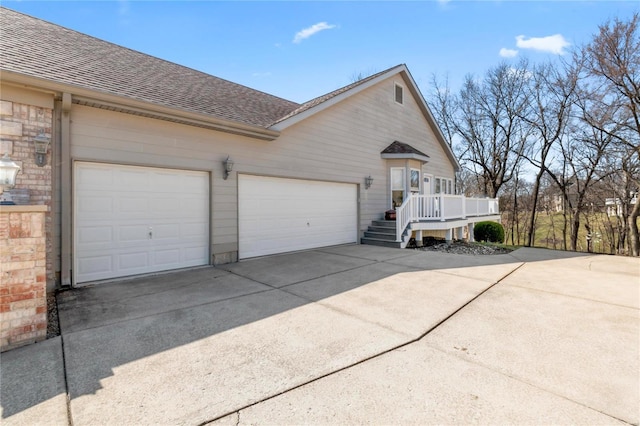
60 93 72 287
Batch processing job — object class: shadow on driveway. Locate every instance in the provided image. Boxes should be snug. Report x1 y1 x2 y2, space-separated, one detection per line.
4 245 637 425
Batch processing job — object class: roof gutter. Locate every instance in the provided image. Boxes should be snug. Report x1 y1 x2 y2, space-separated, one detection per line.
0 70 280 141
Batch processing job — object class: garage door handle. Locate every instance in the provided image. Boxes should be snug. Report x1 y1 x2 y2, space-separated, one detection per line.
148 227 153 239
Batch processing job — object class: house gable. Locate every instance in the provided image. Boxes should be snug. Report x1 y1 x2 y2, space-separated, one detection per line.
271 64 460 172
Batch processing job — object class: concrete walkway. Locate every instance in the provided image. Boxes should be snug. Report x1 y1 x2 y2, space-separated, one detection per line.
1 246 638 425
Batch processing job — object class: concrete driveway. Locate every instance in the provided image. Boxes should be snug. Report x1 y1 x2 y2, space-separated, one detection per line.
2 245 638 425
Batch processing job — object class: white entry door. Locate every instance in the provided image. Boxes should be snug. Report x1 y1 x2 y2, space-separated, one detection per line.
74 162 209 284
238 175 358 259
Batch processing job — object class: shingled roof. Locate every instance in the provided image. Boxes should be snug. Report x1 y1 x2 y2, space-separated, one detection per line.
381 141 429 157
0 7 299 128
381 141 430 162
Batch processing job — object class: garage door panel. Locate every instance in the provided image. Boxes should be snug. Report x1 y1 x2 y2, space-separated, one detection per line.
119 252 149 270
77 166 113 186
239 175 357 259
117 169 150 189
77 196 113 216
75 162 209 284
154 249 181 266
78 256 112 276
77 226 113 244
119 198 148 214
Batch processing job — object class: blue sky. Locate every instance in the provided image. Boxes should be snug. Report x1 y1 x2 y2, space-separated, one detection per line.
3 1 639 103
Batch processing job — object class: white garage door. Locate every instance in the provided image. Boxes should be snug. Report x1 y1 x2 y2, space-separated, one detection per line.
238 175 358 259
74 162 209 284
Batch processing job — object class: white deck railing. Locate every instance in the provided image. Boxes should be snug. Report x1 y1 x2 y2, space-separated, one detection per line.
395 194 499 242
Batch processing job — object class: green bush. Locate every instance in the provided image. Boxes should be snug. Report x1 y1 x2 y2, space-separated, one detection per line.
474 221 505 243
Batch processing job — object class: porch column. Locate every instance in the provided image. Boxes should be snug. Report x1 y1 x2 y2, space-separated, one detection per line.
456 226 464 240
415 230 423 247
445 228 453 242
468 223 475 242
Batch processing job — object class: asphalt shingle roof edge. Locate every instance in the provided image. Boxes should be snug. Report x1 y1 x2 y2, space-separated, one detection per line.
0 7 299 128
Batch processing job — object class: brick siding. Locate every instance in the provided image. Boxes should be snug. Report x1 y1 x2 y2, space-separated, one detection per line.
0 208 48 351
0 99 54 286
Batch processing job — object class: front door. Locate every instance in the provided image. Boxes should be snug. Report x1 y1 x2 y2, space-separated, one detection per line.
422 173 433 195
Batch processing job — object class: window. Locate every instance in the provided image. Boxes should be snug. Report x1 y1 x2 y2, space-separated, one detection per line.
410 169 420 192
391 168 405 208
394 83 404 104
435 177 454 194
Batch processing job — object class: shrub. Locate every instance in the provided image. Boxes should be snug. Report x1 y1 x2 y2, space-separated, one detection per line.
474 221 505 243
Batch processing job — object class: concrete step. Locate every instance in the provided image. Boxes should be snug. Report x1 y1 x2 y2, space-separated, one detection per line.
364 231 397 241
360 238 402 248
367 226 397 234
371 220 396 229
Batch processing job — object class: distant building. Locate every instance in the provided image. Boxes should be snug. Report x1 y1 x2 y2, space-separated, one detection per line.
606 193 638 217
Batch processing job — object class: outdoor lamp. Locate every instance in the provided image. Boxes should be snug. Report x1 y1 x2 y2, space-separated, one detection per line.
223 156 234 180
365 175 374 189
0 153 21 204
33 133 50 167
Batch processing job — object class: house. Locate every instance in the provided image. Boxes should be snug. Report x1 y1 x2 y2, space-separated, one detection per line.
0 7 499 292
605 193 638 217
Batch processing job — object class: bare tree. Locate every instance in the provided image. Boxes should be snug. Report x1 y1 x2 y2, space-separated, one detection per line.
430 61 532 198
521 61 579 247
582 13 640 255
456 61 532 197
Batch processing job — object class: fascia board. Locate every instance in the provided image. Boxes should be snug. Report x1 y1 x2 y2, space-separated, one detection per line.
269 65 407 132
381 153 430 163
399 69 461 172
0 70 280 141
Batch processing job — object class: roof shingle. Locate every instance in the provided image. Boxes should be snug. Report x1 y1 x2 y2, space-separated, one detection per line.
381 141 430 158
0 7 299 128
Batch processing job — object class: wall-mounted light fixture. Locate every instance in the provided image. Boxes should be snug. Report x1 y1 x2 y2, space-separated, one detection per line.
33 133 50 167
0 153 21 205
364 175 374 189
223 156 234 180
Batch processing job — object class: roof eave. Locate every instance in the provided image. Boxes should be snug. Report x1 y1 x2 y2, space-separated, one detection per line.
381 153 430 163
399 69 461 172
269 64 461 172
269 64 407 132
0 70 281 141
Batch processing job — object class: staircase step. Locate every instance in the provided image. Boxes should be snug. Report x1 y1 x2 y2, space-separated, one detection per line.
360 238 402 248
364 231 397 241
371 220 396 228
368 226 396 234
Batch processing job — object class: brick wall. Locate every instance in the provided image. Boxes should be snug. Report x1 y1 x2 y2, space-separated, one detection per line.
0 99 54 286
0 207 48 351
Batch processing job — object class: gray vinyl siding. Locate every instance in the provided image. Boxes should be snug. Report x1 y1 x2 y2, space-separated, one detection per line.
62 75 456 264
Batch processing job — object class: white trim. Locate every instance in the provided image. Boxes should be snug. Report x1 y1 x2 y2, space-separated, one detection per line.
270 65 405 131
71 161 211 287
410 168 421 192
394 82 404 105
435 176 454 195
269 65 460 172
381 152 430 163
1 71 280 141
390 167 406 208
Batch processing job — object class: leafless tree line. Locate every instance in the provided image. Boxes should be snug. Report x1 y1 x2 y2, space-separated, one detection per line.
429 14 640 256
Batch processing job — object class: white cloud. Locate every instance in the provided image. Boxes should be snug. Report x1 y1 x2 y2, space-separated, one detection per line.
117 0 130 16
293 22 336 44
499 48 519 58
515 34 570 55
